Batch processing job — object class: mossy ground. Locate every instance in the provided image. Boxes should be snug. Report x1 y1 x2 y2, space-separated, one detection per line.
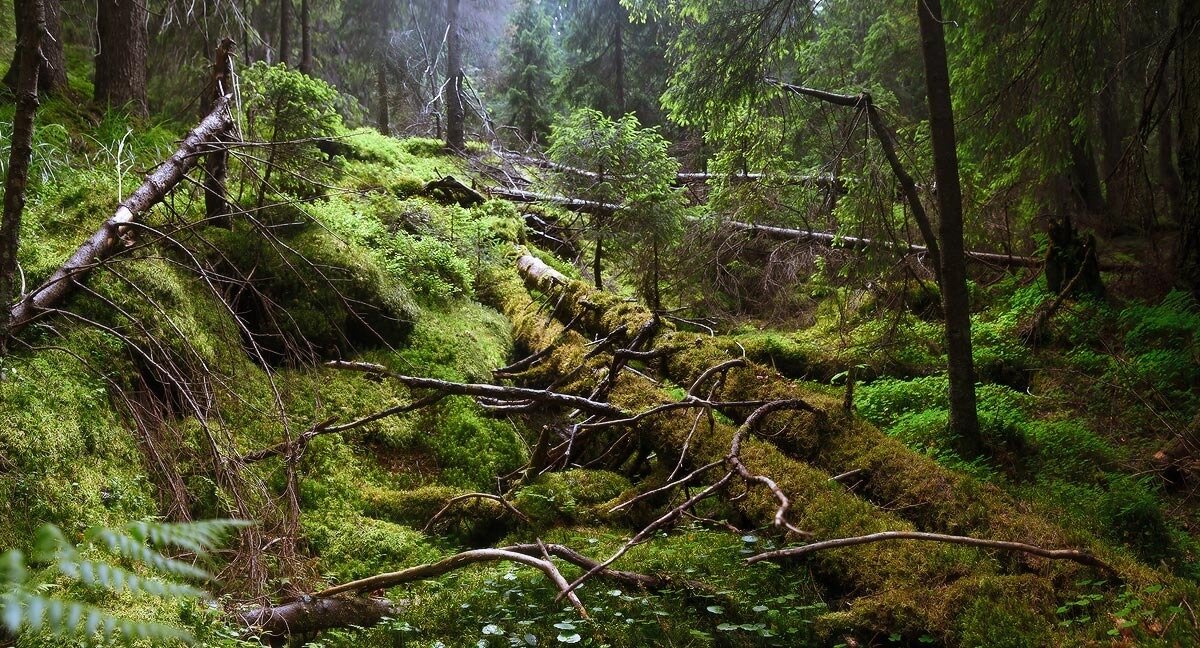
1 66 1198 648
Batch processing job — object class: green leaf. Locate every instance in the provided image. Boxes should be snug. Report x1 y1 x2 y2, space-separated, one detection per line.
557 633 582 643
706 605 724 614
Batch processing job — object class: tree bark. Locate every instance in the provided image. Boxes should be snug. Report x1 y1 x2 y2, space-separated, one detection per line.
1069 138 1108 217
3 0 65 94
445 0 465 151
7 97 234 335
203 38 236 227
94 0 148 117
1177 0 1200 296
242 597 394 646
375 61 390 135
917 0 981 454
299 0 312 74
1 0 44 349
278 0 292 66
613 1 625 116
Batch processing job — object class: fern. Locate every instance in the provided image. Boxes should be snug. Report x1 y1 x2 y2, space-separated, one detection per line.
2 519 248 645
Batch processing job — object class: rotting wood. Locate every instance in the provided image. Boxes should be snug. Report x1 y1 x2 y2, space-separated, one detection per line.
7 95 236 335
509 249 1129 580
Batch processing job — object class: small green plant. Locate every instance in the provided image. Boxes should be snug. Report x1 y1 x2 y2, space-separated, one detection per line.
1 519 246 645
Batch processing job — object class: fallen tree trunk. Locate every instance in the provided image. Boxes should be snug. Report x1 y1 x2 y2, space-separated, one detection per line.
492 188 1137 272
747 530 1117 574
509 250 1140 580
496 150 842 189
487 185 620 215
7 95 235 334
241 596 395 645
482 259 1131 642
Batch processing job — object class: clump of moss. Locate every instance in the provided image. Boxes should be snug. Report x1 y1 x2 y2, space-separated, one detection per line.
204 224 419 361
512 470 631 528
303 513 440 581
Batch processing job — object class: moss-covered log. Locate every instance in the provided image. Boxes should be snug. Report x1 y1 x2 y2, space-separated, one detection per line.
498 250 1191 643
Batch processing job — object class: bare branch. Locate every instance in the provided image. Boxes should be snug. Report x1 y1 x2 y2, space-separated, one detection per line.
746 531 1117 574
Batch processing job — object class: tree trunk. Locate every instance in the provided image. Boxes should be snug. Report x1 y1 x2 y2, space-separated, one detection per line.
1098 75 1128 233
278 0 292 66
1069 138 1108 217
1159 86 1182 220
375 61 390 135
613 3 625 117
445 0 465 151
8 97 234 335
299 0 312 74
917 0 982 454
94 0 148 117
1 0 43 348
593 236 603 289
1177 0 1200 296
3 0 65 94
204 38 236 228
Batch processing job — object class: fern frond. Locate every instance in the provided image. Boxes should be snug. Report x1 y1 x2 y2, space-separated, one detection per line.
1 550 25 584
87 528 210 581
124 520 250 554
1 591 194 644
59 559 207 599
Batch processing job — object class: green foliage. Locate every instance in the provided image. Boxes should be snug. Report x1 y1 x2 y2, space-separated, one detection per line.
499 0 560 143
547 108 683 302
302 514 439 582
395 235 475 301
416 397 526 490
512 470 631 527
240 63 344 194
1 520 244 645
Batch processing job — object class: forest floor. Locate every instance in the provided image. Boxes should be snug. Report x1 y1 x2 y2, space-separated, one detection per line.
1 80 1199 648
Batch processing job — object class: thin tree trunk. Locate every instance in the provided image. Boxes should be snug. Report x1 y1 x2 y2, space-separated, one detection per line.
204 38 236 227
1 0 44 349
1069 138 1108 216
613 3 625 116
278 0 292 66
593 236 603 289
94 0 148 117
445 0 465 150
917 0 981 453
1159 86 1182 219
299 0 312 74
3 0 65 94
1178 0 1200 296
375 62 390 135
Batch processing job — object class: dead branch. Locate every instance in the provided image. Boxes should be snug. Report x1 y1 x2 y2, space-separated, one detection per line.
424 493 529 531
561 472 735 598
327 360 630 418
746 531 1117 574
727 400 819 536
7 95 236 334
313 548 589 617
240 393 447 464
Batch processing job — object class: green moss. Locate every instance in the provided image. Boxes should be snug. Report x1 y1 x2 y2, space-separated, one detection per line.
512 470 631 528
0 330 157 549
303 513 440 581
